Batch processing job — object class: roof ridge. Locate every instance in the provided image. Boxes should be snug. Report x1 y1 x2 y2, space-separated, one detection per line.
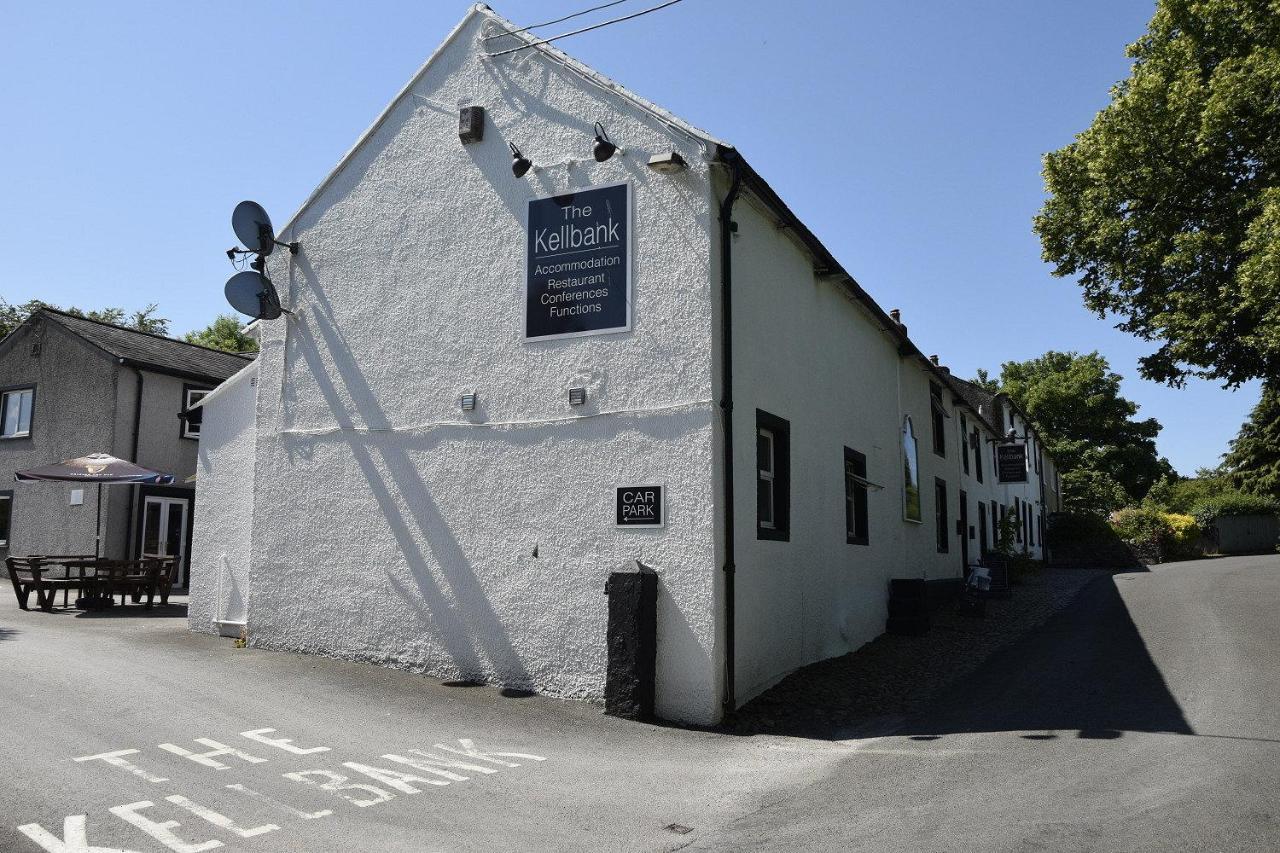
37 307 254 360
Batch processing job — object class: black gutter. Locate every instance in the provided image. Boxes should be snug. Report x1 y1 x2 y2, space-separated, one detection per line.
118 357 248 387
127 365 144 559
718 149 744 717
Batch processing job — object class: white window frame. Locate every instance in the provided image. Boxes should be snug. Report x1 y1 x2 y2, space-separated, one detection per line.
182 388 209 439
758 427 776 530
0 387 34 439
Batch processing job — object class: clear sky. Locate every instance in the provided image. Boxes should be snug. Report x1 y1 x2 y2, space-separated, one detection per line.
0 0 1259 475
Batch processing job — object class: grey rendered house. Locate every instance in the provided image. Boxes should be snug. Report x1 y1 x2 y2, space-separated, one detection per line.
0 308 251 585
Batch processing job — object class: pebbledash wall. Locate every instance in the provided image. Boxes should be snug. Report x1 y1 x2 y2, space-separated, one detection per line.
188 4 1061 725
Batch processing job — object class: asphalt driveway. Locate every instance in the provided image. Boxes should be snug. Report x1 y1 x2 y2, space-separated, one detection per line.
2 554 1277 851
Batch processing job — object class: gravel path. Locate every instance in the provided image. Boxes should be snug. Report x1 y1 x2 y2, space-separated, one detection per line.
722 567 1111 739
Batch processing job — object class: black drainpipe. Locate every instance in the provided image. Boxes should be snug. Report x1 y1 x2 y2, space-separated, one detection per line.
718 150 743 717
126 364 144 559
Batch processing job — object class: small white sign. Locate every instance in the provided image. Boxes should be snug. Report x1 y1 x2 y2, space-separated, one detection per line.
69 489 84 506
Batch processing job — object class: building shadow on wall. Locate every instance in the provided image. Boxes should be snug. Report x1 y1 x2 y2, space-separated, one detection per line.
284 276 531 687
725 575 1195 744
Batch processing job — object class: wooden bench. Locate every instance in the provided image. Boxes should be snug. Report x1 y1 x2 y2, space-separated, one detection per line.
83 558 177 610
6 557 100 612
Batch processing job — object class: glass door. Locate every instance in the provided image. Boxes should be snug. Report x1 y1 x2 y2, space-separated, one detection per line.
142 496 189 587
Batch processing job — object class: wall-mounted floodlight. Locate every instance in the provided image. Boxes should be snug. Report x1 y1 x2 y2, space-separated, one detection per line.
568 387 587 407
592 122 617 162
647 151 687 174
460 393 477 411
510 142 532 178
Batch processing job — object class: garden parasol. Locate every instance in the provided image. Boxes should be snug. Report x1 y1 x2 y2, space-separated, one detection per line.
15 453 175 556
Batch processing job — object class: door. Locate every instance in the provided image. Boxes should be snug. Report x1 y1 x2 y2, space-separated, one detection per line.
142 497 189 587
959 489 970 573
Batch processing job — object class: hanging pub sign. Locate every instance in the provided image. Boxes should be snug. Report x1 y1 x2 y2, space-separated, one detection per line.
997 443 1028 483
616 485 664 528
526 182 631 341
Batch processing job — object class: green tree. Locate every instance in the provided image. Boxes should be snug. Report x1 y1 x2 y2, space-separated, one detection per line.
1222 382 1280 499
184 314 259 354
976 351 1174 513
0 299 169 338
1034 0 1280 388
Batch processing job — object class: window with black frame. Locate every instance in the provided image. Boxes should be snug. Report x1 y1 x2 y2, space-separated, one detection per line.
935 478 949 552
0 387 34 439
756 410 790 541
844 447 869 546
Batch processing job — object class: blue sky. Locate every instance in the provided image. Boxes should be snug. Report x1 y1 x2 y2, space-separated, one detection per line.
0 0 1258 474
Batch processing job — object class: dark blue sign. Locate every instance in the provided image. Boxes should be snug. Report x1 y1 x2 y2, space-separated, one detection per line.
525 182 631 340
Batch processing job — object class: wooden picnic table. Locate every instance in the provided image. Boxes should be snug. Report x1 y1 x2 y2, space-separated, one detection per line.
6 556 178 612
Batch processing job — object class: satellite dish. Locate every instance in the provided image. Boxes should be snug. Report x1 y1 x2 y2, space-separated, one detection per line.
224 271 283 320
232 200 276 256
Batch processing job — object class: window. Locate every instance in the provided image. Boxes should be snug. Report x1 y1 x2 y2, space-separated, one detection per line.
181 386 211 439
902 416 922 522
0 490 11 547
973 428 984 483
844 447 869 546
960 415 970 475
934 478 949 553
929 383 946 456
756 410 790 541
1014 498 1023 544
1 387 34 438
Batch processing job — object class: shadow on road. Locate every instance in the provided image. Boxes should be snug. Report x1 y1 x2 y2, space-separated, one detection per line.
720 573 1194 743
879 575 1193 742
74 603 188 619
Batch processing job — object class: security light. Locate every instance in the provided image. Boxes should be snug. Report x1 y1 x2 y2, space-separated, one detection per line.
460 393 477 411
647 151 686 174
592 122 617 162
568 387 587 406
510 142 532 178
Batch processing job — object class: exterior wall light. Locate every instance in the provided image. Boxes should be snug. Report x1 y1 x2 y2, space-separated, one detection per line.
568 387 587 407
510 142 532 178
647 151 687 174
592 122 617 162
459 393 477 411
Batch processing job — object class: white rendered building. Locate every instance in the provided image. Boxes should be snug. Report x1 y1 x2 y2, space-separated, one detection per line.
189 4 1061 725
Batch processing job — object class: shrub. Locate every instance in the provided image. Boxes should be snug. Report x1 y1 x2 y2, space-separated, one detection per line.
1109 508 1209 562
1190 492 1279 529
1164 513 1201 560
1110 507 1171 545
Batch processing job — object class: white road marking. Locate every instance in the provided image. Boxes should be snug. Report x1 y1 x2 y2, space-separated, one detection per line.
163 795 279 839
223 784 333 820
382 752 484 782
431 739 547 767
341 762 451 793
17 815 142 853
107 802 222 853
281 770 395 808
73 750 168 784
239 729 331 755
157 740 268 771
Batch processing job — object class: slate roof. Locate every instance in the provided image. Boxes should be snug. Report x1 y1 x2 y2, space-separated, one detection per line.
38 308 253 382
947 375 1000 431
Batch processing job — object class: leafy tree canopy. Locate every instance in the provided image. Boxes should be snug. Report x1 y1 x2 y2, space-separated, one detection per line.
0 299 170 339
1222 381 1280 499
976 351 1174 513
184 314 259 354
1035 0 1280 388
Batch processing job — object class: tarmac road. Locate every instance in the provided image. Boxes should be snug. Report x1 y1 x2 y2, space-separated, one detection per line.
2 554 1277 852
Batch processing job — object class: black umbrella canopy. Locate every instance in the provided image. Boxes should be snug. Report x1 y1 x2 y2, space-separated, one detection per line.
15 453 174 484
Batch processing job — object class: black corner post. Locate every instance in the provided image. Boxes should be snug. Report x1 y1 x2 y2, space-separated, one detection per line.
604 562 658 720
